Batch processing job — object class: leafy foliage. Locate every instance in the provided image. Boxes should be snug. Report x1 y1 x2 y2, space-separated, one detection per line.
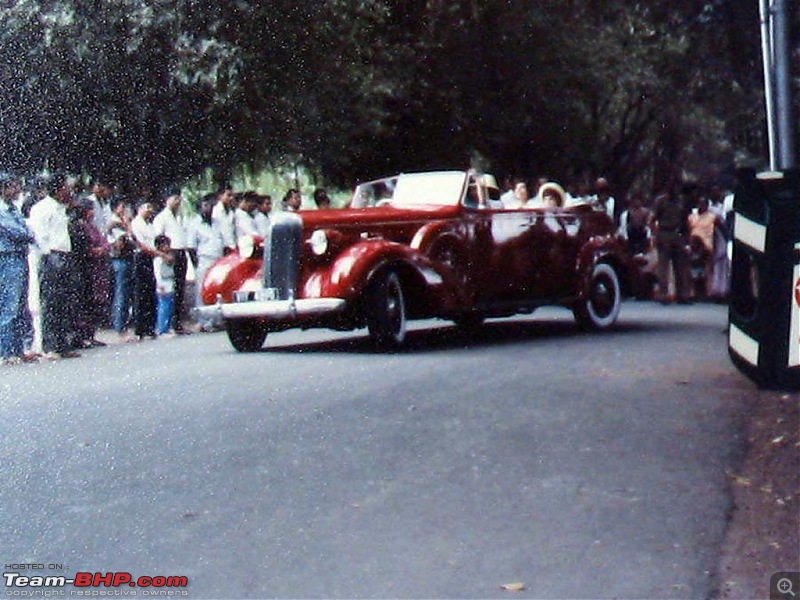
0 0 782 197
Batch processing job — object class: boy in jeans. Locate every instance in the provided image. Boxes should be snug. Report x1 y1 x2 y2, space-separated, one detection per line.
153 234 175 335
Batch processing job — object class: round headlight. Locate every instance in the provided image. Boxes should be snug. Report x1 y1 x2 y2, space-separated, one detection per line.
310 230 328 256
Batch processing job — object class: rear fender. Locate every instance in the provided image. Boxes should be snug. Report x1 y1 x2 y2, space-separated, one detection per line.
574 237 631 298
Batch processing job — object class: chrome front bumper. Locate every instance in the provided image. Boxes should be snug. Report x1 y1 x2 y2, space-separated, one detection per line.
192 298 347 321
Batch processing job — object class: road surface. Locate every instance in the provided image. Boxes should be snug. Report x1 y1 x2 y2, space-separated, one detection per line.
0 302 749 598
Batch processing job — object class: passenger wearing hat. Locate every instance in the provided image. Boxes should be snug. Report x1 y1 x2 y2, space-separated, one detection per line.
0 173 35 365
532 181 567 208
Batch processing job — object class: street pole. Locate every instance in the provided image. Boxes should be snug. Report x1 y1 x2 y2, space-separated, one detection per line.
772 0 796 169
760 0 778 169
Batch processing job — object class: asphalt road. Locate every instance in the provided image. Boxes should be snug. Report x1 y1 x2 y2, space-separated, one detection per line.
1 302 751 599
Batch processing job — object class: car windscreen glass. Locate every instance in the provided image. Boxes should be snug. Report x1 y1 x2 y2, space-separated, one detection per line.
351 177 398 207
392 172 466 207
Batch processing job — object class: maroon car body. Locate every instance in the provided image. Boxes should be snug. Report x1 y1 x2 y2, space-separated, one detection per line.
195 170 642 351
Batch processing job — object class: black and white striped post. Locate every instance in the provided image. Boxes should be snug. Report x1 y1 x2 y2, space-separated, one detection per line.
728 169 800 389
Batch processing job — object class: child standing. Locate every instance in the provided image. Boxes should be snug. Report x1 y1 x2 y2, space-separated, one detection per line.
154 234 175 335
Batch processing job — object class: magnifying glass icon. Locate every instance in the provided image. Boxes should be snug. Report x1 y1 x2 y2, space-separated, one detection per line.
778 578 796 597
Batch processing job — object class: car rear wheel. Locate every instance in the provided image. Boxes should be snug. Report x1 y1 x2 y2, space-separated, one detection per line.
573 263 621 330
366 270 407 349
226 319 268 352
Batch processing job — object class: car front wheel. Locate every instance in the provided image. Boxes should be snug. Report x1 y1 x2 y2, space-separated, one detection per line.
366 270 407 349
226 319 268 352
573 262 621 330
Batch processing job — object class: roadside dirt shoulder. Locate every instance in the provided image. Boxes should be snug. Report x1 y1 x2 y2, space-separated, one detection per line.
715 387 799 599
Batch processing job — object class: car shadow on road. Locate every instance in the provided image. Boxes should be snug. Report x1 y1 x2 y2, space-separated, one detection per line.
258 315 701 355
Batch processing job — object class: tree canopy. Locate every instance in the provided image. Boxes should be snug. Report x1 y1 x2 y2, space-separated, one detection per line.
0 0 791 197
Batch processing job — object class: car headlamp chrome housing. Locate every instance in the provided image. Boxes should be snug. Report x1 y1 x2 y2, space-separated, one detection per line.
310 229 329 256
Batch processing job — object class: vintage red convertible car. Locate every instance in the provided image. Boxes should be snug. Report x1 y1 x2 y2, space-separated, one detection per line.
195 170 644 351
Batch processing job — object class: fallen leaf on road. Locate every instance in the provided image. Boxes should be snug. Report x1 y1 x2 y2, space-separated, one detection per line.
500 582 526 592
729 474 751 486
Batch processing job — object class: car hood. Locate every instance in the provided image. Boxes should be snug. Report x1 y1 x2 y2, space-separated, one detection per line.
296 204 461 229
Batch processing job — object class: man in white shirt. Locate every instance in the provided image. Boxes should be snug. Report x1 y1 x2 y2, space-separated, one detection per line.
188 194 224 331
28 173 80 359
131 200 160 339
153 187 190 333
211 183 236 255
254 194 273 238
234 191 259 242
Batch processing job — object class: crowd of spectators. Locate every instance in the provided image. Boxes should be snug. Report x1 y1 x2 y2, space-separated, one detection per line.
0 172 332 365
0 169 735 365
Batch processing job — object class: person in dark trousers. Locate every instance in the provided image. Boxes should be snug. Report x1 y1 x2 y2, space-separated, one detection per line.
106 198 136 340
153 187 190 333
28 172 81 360
651 189 692 304
130 199 161 339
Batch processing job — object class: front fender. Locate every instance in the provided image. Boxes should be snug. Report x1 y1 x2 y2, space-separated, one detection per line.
302 240 462 312
202 253 262 304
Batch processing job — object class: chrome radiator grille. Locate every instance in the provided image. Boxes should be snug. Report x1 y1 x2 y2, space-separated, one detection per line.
262 212 303 301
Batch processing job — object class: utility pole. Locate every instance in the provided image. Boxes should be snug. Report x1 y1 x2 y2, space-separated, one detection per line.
761 0 796 170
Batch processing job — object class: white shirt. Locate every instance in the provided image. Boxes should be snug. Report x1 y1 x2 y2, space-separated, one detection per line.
254 212 271 238
211 202 236 250
131 215 156 251
234 207 257 240
28 195 71 253
152 207 188 249
154 255 175 294
188 217 224 260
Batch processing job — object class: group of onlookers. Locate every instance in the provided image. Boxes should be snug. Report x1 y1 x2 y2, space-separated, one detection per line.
0 171 334 365
0 168 734 364
646 184 734 304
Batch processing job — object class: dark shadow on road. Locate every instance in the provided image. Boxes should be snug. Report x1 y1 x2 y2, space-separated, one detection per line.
256 310 727 355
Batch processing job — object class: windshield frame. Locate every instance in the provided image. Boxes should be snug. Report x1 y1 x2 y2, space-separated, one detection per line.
350 171 468 208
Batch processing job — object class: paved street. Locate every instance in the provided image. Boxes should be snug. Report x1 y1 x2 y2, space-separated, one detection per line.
1 302 751 598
